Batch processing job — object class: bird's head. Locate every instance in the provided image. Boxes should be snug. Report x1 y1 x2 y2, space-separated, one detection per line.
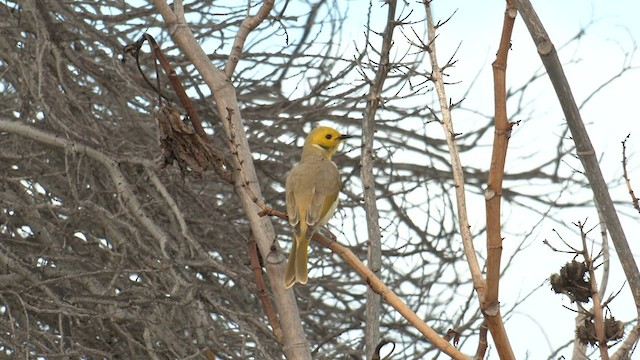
302 126 352 159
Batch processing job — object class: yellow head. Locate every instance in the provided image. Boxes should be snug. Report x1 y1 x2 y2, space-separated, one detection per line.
302 126 352 159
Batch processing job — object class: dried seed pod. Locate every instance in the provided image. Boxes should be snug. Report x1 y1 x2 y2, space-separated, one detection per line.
549 261 591 303
575 316 625 345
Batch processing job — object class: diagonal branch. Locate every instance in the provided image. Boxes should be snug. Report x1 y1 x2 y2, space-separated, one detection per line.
224 0 275 78
0 120 174 258
515 1 640 357
313 233 471 360
249 238 284 344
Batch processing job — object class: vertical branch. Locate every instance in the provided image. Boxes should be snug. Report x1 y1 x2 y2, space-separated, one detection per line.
474 320 489 360
482 0 517 357
515 0 640 317
486 0 516 307
152 2 313 360
621 135 640 213
361 0 397 358
424 0 485 299
595 200 610 298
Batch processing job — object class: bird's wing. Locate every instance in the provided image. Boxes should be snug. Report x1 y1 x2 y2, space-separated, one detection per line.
305 160 341 232
285 167 301 237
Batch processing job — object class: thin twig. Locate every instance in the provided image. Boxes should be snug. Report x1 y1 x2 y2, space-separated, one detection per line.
621 134 640 213
224 109 283 218
248 238 284 344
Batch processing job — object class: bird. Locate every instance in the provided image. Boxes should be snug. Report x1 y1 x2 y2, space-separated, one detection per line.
284 126 352 288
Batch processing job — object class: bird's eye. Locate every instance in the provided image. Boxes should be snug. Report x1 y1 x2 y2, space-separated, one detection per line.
325 134 332 139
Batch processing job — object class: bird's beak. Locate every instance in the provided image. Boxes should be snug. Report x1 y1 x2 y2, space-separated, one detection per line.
337 134 353 140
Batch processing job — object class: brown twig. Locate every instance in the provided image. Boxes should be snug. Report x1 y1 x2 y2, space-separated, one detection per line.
248 238 284 344
486 0 517 307
313 233 470 360
123 34 233 182
257 207 288 219
621 134 640 213
474 320 489 360
123 33 206 139
223 109 284 218
482 1 517 357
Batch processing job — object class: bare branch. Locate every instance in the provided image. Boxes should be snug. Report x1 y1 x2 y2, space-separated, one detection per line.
225 0 275 78
621 134 640 213
483 0 517 356
361 0 398 357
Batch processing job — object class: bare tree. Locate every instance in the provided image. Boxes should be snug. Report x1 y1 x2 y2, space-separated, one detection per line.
0 0 637 359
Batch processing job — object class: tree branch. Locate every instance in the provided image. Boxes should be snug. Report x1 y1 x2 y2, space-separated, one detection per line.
482 0 517 357
361 0 397 358
224 0 275 78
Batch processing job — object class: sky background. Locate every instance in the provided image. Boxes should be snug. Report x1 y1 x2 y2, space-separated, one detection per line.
330 1 640 358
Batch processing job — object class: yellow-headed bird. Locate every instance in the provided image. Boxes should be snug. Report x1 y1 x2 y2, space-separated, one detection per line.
284 126 352 288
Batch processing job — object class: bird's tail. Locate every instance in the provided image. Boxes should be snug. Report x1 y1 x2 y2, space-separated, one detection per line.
284 235 309 288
